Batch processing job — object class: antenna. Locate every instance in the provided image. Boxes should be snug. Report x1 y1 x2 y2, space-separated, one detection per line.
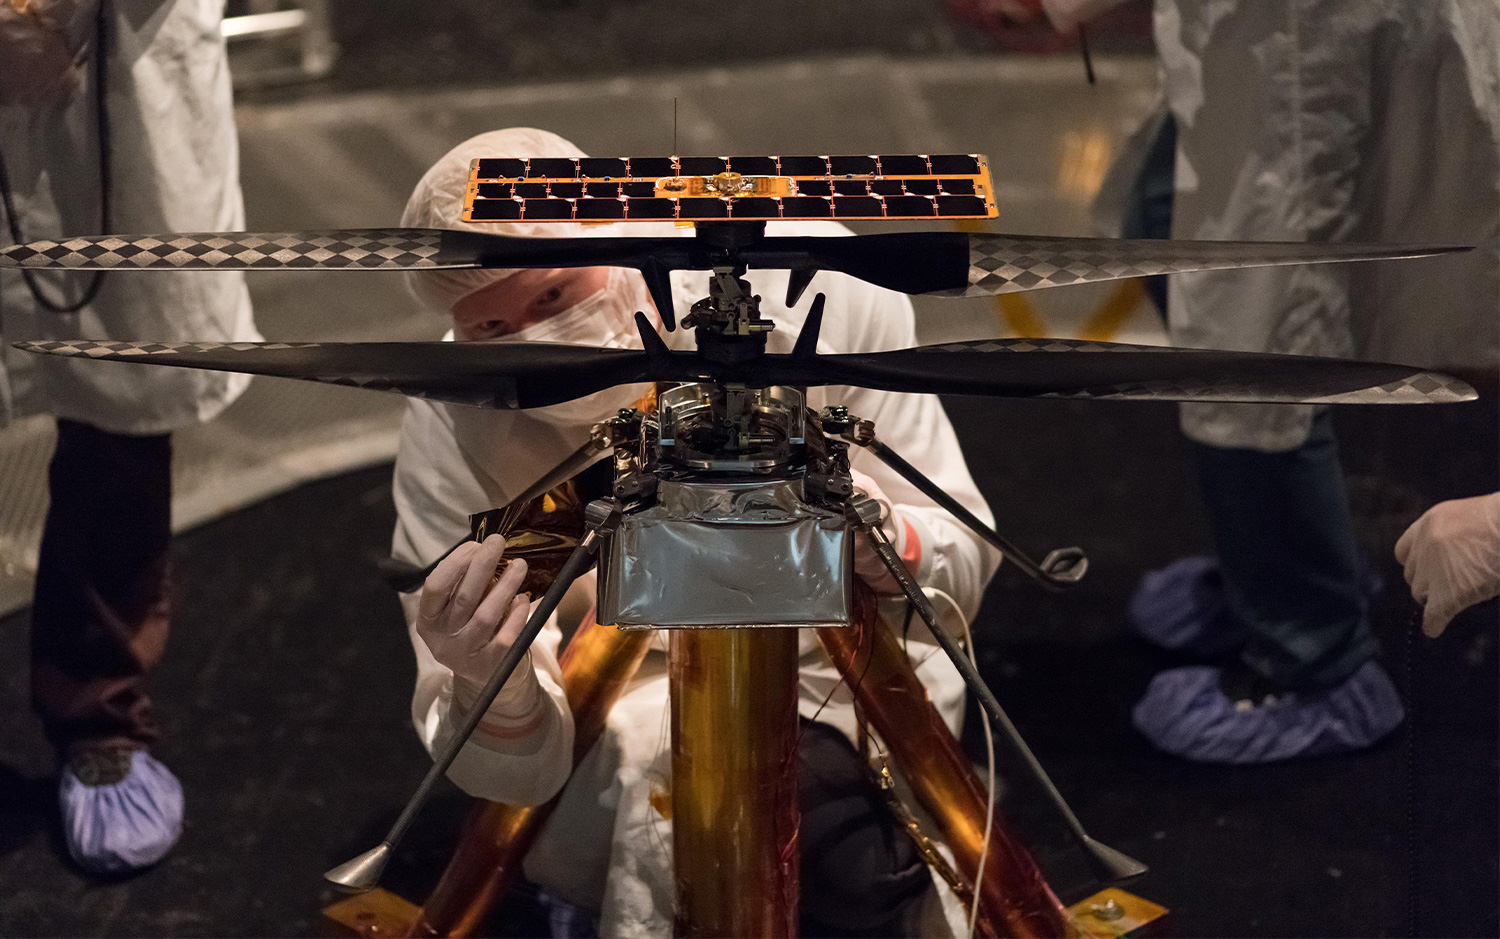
1078 25 1096 85
673 97 679 157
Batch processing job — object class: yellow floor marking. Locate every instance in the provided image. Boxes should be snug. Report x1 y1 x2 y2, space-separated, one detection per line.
994 292 1049 338
1078 278 1147 343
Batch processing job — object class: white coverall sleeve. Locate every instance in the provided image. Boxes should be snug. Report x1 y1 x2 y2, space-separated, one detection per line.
399 589 575 807
829 280 1002 633
391 398 575 807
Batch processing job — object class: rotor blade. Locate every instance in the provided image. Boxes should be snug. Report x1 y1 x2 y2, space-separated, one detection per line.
12 339 661 409
799 338 1478 405
17 335 1479 409
0 228 681 273
784 232 1470 297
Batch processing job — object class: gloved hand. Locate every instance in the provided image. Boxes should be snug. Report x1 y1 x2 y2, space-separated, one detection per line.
1394 492 1500 638
850 469 905 594
417 534 532 688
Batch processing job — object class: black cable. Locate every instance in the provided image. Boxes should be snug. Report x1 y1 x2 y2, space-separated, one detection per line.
0 0 112 314
1078 23 1096 85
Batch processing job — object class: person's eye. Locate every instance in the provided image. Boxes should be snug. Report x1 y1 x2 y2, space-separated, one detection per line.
479 320 505 336
539 286 564 306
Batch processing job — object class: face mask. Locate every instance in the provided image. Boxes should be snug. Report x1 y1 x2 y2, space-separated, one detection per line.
505 268 656 425
504 267 639 347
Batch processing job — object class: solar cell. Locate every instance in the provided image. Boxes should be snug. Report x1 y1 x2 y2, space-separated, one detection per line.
779 197 831 218
475 158 525 178
678 199 728 220
728 156 778 175
526 158 577 178
679 156 728 175
832 196 883 217
883 196 936 217
730 198 780 219
929 154 981 175
778 155 830 175
579 157 628 177
628 157 675 177
523 199 573 220
878 154 930 175
626 198 676 219
830 155 878 175
936 195 988 216
576 200 625 220
469 199 521 221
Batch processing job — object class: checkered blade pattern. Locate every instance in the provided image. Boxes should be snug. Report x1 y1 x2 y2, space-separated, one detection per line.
938 235 1469 296
836 338 1478 404
0 230 462 271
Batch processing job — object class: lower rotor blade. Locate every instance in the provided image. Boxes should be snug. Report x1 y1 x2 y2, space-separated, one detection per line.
808 338 1477 405
13 339 655 409
787 232 1469 297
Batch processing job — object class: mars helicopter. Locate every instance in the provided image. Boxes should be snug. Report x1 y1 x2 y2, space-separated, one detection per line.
3 152 1475 937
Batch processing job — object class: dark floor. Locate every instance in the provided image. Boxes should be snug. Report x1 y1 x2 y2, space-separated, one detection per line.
0 387 1494 938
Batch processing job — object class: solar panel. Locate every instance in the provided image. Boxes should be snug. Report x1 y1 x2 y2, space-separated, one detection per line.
463 154 998 224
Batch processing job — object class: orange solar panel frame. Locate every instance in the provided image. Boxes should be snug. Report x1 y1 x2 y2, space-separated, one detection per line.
462 154 999 224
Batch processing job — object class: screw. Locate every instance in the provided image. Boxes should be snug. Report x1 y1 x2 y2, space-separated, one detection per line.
1090 898 1125 921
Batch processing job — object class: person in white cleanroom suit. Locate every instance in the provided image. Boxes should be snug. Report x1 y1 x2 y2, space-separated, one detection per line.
391 128 1002 938
1042 0 1498 763
0 0 257 874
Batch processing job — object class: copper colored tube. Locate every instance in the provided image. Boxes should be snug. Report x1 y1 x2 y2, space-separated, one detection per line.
816 589 1074 939
669 628 801 938
405 612 652 938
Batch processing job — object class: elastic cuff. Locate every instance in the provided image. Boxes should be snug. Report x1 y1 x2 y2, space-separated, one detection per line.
895 511 936 585
450 653 542 717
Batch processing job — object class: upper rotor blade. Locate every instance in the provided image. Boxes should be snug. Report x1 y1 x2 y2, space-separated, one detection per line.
784 232 1470 297
806 337 1477 405
4 227 1468 309
13 339 657 409
0 228 678 273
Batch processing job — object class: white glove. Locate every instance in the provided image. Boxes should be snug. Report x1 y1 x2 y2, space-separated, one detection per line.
1394 493 1500 638
416 534 532 688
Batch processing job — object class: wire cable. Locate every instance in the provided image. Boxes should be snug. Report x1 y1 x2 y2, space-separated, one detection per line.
961 610 996 939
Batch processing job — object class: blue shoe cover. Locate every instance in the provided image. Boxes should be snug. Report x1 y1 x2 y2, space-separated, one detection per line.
1128 556 1248 656
59 750 183 875
1131 660 1405 764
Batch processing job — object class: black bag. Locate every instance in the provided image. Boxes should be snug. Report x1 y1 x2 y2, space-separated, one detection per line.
798 720 932 936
